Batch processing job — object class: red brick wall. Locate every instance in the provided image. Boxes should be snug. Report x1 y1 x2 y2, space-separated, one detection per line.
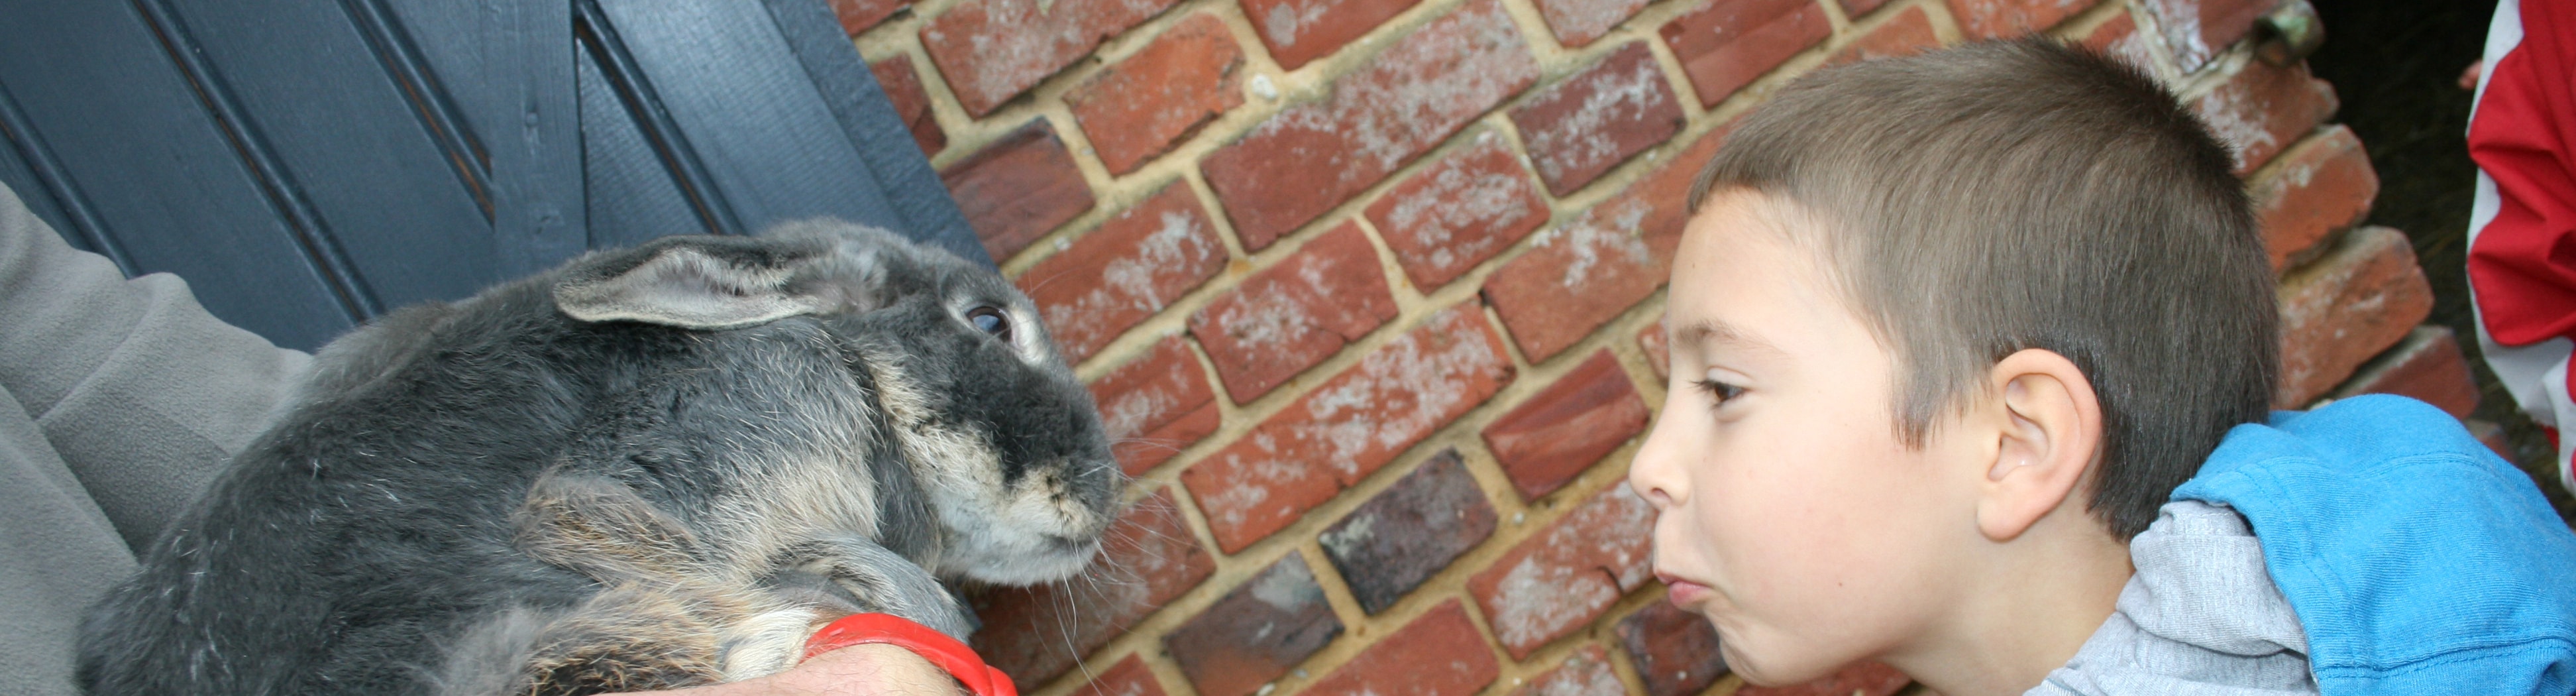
841 0 2476 693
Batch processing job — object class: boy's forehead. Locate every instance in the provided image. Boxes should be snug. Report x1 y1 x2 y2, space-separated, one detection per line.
1669 194 1873 360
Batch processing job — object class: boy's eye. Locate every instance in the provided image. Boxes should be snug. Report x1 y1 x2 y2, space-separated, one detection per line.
1691 378 1744 404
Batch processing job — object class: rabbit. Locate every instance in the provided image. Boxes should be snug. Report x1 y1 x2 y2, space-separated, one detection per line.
74 221 1124 696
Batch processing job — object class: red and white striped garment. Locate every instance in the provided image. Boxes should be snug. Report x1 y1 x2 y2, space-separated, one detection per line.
2468 0 2576 490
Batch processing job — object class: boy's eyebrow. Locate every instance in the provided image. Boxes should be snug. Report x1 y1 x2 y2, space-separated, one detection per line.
1674 318 1786 358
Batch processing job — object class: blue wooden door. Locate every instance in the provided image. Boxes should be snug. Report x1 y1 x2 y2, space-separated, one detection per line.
0 0 981 351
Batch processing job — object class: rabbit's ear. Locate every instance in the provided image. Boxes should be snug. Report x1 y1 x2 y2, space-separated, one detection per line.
553 244 824 329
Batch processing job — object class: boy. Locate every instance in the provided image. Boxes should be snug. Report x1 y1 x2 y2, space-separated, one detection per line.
1628 38 2576 695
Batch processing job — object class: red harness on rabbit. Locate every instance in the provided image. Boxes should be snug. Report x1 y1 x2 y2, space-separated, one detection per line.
803 613 1017 696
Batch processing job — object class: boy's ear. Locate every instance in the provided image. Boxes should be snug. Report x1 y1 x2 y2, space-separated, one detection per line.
1974 348 2104 542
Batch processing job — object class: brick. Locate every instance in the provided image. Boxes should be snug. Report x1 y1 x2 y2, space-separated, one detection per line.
2275 227 2434 408
1067 14 1246 175
1317 449 1498 614
1467 483 1656 658
1483 123 1729 362
971 488 1215 687
1203 0 1538 251
1533 0 1649 48
1185 304 1516 552
1483 349 1649 500
1077 655 1168 696
1660 0 1829 108
1510 644 1624 696
2251 125 2378 270
870 54 946 156
1188 223 1399 402
1733 661 1910 696
1303 601 1499 696
2191 58 2339 175
1616 600 1726 696
831 0 908 35
1827 5 1939 65
1089 336 1222 475
1165 554 1344 696
1020 183 1228 362
1511 42 1686 196
1638 319 1670 380
1837 0 1890 17
1365 133 1550 290
921 0 1184 116
1240 0 1424 70
2146 0 2274 72
1947 0 2093 40
941 119 1098 261
2326 325 2481 419
2081 9 2156 70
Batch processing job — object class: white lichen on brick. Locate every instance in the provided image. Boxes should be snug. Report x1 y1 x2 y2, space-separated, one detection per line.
1199 452 1280 532
2259 157 2322 203
1383 143 1536 275
1038 208 1220 353
1210 274 1325 350
1261 0 1333 49
1487 556 1621 649
1111 211 1222 304
2145 0 2212 70
1957 0 2086 36
1101 382 1181 441
1318 508 1377 551
1538 0 1648 47
2192 80 2275 172
1194 307 1504 543
1483 484 1654 649
1548 201 1655 290
928 0 1177 111
1523 50 1670 186
1250 555 1323 610
1232 0 1536 191
1524 649 1623 696
1298 308 1503 472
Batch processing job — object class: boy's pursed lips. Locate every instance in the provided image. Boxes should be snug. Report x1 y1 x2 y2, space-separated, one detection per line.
1657 569 1715 608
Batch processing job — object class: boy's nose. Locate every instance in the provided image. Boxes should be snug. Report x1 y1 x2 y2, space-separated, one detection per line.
1627 408 1687 510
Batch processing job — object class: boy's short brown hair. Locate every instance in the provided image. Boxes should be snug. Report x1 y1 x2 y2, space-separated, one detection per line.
1688 38 2278 540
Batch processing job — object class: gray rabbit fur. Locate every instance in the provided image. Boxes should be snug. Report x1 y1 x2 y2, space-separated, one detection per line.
75 221 1122 695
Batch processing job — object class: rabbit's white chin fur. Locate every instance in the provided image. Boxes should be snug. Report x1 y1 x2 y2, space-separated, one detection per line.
923 461 1114 585
947 534 1102 585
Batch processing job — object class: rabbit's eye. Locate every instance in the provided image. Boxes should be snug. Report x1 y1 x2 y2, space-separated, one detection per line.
966 306 1013 343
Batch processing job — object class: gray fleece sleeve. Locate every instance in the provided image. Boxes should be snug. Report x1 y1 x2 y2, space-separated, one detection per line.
0 182 311 695
0 184 311 550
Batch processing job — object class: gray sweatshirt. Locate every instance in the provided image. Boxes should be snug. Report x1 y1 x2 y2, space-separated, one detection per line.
2029 500 2320 695
0 183 309 696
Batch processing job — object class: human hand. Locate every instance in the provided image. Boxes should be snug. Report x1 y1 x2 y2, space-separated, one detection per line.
608 644 965 696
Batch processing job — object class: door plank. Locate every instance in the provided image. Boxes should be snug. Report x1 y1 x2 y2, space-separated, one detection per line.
154 0 502 310
590 0 910 239
0 0 355 349
759 0 990 266
576 44 716 249
381 0 590 277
